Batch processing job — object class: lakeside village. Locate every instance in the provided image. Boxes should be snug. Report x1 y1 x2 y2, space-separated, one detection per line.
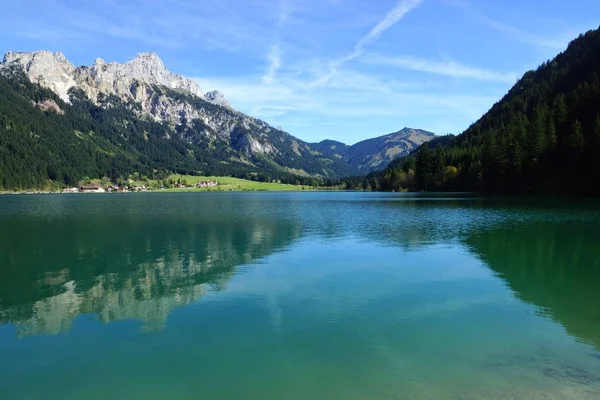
61 179 218 193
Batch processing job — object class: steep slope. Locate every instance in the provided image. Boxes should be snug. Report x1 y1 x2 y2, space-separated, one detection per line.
0 67 250 189
0 51 357 189
373 27 600 194
311 128 435 172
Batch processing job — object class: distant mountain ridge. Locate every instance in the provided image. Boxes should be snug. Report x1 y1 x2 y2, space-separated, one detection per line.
311 128 435 172
0 50 434 190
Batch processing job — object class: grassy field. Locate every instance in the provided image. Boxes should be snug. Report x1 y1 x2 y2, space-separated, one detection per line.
159 175 316 192
0 174 345 194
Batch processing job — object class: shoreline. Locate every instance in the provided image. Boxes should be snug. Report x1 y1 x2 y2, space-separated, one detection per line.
0 187 345 195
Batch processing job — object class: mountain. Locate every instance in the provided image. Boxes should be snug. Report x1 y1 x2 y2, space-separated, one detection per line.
0 51 364 190
311 128 435 172
370 27 600 194
2 51 205 104
0 50 431 191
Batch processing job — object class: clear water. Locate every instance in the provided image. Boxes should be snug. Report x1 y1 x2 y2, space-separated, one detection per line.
1 192 599 399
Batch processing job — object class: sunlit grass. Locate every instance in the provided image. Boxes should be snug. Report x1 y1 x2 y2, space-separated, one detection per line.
159 174 311 192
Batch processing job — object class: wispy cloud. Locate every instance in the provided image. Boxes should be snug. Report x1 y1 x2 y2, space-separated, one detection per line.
309 0 424 87
483 19 572 51
365 54 518 82
7 0 273 55
451 0 571 51
351 0 424 59
262 44 282 84
196 67 498 141
277 0 295 28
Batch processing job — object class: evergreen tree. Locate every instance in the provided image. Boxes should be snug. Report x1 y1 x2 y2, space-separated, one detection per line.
546 116 558 151
416 145 435 190
565 119 585 156
552 94 568 132
528 105 547 159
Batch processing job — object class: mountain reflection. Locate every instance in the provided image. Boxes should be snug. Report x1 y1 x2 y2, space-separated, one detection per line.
0 210 302 336
466 222 600 350
2 193 600 342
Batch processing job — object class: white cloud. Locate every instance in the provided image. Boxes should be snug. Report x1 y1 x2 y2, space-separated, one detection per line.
262 44 282 84
365 54 518 82
309 0 424 87
352 0 424 57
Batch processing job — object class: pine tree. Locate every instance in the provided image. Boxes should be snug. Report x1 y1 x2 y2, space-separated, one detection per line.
565 119 585 155
552 94 568 132
546 117 558 150
482 130 502 190
528 105 547 159
416 145 434 190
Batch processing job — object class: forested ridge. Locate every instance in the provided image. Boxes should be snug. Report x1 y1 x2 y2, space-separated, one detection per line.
0 68 337 190
352 27 600 195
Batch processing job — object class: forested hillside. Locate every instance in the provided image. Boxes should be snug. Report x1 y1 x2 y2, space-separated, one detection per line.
0 68 338 190
366 27 600 195
310 128 435 172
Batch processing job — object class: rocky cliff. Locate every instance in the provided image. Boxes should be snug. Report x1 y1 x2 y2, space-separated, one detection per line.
3 51 204 103
1 50 358 177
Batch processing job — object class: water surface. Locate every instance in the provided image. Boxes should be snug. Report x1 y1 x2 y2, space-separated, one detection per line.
1 192 600 399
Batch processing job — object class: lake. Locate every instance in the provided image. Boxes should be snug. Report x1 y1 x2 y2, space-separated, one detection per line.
1 192 599 399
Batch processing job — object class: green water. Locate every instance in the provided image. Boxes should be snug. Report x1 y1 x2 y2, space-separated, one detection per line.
1 192 600 399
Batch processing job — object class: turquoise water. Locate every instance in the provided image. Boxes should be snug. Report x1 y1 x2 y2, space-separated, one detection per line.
1 192 599 399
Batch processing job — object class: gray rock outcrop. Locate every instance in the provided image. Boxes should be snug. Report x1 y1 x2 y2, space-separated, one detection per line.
2 51 211 106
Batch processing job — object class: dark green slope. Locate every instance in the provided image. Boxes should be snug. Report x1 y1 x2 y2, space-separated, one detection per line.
0 69 253 190
375 27 600 195
0 69 350 190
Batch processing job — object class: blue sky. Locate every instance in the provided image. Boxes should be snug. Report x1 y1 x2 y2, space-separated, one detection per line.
1 0 599 144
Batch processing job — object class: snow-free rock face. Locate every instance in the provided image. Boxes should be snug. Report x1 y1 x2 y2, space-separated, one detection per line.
0 50 317 167
1 51 208 105
0 51 281 153
74 52 205 102
204 90 230 108
3 51 77 102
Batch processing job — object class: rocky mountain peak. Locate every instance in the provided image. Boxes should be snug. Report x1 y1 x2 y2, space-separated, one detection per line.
131 52 164 65
125 52 167 78
3 50 69 65
205 90 230 108
0 50 232 108
1 50 76 102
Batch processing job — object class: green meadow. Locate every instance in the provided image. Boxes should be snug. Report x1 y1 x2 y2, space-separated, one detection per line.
159 175 319 192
